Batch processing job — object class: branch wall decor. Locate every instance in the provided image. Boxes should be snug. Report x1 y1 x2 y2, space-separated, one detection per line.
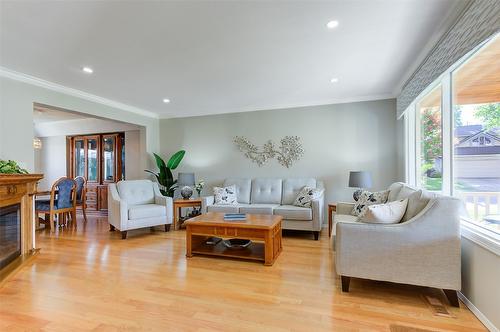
233 136 304 168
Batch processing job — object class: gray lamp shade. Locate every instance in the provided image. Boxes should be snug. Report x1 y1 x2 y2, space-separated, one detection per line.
177 172 195 186
348 171 372 189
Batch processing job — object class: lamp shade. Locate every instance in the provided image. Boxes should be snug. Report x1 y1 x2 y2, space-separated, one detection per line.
177 172 195 186
348 171 372 189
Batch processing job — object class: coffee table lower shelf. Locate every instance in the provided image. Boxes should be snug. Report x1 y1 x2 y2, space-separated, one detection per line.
190 237 265 262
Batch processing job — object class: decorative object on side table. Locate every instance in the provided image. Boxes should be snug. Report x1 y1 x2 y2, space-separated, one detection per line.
348 171 372 200
194 180 204 197
178 172 195 199
233 136 304 168
144 150 185 197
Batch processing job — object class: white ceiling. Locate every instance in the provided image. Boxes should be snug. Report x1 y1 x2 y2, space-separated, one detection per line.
33 105 90 124
1 1 463 118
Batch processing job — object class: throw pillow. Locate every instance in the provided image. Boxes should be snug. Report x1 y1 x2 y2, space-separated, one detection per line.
360 199 408 224
351 190 389 217
213 185 238 205
293 186 324 208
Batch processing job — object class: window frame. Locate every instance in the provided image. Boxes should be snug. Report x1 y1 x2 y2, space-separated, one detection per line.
404 33 500 251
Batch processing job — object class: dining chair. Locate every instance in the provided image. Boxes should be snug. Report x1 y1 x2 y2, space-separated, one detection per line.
35 177 77 229
74 176 88 222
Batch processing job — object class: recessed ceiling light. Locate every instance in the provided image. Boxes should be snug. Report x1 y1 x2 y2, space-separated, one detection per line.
330 78 339 83
327 20 339 29
163 98 170 103
82 66 93 74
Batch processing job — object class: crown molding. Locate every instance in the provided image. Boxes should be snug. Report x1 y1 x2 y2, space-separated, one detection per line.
0 66 159 119
159 93 395 119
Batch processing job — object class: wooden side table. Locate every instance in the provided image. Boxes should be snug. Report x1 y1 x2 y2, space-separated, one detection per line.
328 203 336 237
173 198 202 230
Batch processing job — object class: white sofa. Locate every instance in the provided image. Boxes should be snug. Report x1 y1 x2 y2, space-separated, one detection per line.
334 182 462 307
108 180 173 239
201 178 324 240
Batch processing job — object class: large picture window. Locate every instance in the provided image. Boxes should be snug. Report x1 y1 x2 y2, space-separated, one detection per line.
405 34 500 236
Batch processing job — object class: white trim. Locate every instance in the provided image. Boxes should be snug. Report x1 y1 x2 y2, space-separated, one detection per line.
461 220 500 257
0 66 159 119
441 74 452 196
458 292 499 332
159 93 395 119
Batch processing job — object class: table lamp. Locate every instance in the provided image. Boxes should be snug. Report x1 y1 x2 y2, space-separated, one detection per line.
348 171 372 200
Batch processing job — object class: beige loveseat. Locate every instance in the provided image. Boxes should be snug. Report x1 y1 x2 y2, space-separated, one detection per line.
334 182 462 307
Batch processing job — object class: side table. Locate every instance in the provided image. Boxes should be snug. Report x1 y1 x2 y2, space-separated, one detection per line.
328 203 336 237
173 198 202 230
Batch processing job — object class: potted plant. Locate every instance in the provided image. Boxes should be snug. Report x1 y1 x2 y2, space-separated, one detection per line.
144 151 185 197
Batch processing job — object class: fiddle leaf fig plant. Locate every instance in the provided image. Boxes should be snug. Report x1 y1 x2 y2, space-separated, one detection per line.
144 150 185 197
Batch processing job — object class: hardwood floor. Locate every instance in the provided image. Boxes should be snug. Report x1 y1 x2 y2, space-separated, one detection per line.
0 214 486 331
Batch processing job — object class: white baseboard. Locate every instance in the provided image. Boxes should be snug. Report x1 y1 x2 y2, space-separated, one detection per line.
458 292 499 332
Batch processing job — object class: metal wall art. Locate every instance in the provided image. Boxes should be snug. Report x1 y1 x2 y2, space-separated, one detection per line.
233 136 304 168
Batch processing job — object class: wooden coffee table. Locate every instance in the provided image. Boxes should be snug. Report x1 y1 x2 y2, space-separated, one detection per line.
185 212 282 266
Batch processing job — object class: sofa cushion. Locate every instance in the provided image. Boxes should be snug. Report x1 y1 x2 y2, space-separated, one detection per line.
214 185 238 205
274 205 312 220
128 204 166 220
207 205 240 213
402 190 434 222
282 178 316 205
224 178 251 204
251 178 282 204
117 180 155 205
293 186 324 208
360 199 408 224
396 184 418 200
238 204 279 214
387 182 404 202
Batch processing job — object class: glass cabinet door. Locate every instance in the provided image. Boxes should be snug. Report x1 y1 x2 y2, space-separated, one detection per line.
87 138 98 182
103 136 115 182
74 139 85 177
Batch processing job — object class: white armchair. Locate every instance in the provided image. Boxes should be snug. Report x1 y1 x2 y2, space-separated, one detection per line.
108 180 173 239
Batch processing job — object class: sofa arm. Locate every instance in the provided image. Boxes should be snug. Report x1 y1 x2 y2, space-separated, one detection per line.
201 195 215 213
335 202 355 215
108 184 128 231
311 194 324 232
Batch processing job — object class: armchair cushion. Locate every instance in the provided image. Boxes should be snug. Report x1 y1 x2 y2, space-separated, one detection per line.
402 190 434 222
274 205 312 220
128 204 167 220
117 180 155 205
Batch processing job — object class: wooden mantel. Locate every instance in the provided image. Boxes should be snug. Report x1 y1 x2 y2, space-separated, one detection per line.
0 173 43 284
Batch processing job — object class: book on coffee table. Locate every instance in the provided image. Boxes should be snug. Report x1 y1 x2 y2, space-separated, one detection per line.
224 213 246 221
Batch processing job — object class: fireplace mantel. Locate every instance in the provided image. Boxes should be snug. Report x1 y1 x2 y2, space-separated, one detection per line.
0 173 43 284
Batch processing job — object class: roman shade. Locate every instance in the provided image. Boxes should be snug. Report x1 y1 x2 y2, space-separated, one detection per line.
397 0 500 118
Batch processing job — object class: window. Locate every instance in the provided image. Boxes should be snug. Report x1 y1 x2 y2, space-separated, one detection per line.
405 33 500 236
417 84 443 192
452 35 500 234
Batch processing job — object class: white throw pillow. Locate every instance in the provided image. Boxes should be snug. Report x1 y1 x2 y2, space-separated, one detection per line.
293 186 324 208
352 190 389 217
213 185 238 205
360 199 408 224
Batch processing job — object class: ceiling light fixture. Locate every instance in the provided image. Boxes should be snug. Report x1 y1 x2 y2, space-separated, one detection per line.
163 98 170 103
82 66 93 74
330 78 339 83
327 20 339 29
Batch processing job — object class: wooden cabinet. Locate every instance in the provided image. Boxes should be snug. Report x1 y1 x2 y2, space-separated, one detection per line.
67 133 124 211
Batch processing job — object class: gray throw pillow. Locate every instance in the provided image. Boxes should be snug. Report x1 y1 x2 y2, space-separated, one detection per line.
402 190 433 222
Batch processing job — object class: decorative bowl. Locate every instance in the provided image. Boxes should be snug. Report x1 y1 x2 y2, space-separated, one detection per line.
180 186 193 199
222 238 252 249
